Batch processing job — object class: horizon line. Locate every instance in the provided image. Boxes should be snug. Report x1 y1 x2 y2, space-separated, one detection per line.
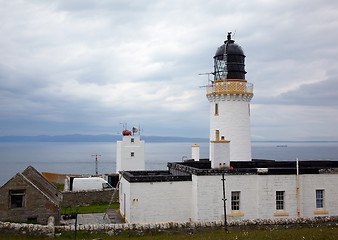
0 134 337 143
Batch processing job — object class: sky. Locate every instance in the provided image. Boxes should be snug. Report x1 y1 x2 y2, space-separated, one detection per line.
1 0 338 141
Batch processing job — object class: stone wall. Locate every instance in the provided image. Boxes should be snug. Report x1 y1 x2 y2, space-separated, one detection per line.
1 216 337 237
61 189 119 207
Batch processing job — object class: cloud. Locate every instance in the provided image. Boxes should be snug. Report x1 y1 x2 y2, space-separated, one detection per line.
253 75 338 106
0 0 338 140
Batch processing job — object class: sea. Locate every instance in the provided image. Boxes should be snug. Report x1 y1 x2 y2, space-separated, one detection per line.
0 141 338 186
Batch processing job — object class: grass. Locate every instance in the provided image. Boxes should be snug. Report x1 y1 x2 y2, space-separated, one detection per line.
61 202 119 215
0 226 337 240
52 182 64 191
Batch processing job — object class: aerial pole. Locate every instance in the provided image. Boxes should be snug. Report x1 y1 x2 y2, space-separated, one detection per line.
92 154 101 175
221 173 228 231
296 158 300 217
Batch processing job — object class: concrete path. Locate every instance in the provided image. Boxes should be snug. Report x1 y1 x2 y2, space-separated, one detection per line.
105 208 125 224
77 213 110 225
61 209 124 225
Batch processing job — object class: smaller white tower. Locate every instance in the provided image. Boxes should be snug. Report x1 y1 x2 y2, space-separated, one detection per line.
116 130 145 173
191 144 200 161
210 135 230 168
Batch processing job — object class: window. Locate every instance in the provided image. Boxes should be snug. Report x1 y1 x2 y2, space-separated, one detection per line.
131 138 134 143
131 152 134 157
276 191 284 210
10 190 25 208
231 191 240 211
316 190 324 209
215 103 219 115
102 183 113 189
215 130 220 141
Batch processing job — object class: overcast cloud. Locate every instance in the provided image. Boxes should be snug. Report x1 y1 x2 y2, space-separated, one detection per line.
1 0 338 141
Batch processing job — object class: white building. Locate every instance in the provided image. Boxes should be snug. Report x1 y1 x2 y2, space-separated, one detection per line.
116 132 145 173
120 162 338 223
118 33 338 224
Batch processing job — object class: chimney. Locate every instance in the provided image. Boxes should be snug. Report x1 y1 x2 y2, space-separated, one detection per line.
192 144 200 161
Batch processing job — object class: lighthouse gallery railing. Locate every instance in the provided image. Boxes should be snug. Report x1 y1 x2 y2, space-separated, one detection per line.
206 81 253 96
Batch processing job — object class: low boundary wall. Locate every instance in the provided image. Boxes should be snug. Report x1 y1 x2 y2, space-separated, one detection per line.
61 189 119 207
1 216 337 237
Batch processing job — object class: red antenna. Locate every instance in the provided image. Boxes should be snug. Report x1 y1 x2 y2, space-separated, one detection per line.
92 154 101 175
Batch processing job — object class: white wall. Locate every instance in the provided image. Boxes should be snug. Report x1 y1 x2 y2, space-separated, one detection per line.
119 177 131 221
191 175 224 222
208 94 252 161
192 173 338 222
256 175 298 219
121 172 338 223
192 174 260 221
122 180 192 223
300 174 338 218
210 141 230 168
116 135 145 173
225 174 259 220
116 141 122 174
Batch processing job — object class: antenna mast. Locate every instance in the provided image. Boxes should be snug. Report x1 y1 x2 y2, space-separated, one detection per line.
92 154 101 175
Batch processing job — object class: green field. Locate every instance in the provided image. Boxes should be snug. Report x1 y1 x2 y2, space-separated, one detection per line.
0 226 337 240
61 201 119 215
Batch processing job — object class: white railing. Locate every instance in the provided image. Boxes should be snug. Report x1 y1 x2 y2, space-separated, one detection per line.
206 81 253 95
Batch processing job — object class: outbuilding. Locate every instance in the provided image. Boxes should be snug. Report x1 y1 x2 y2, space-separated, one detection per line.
0 166 62 224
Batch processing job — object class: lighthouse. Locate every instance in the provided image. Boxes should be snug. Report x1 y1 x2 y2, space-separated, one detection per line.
116 129 145 173
207 32 254 166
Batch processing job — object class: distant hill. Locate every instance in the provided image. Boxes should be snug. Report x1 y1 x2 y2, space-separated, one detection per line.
1 135 336 143
0 134 209 143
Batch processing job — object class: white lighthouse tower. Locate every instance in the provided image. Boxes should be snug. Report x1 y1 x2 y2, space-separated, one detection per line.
207 33 254 166
116 129 145 173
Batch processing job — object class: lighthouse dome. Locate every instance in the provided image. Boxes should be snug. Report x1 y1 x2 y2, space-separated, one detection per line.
213 32 246 80
214 41 244 58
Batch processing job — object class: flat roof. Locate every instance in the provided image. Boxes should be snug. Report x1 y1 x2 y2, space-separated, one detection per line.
122 159 338 183
169 159 338 175
122 170 191 183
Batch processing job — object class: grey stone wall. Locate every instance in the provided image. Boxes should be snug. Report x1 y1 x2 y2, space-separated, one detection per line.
0 216 55 237
0 216 337 237
61 189 119 207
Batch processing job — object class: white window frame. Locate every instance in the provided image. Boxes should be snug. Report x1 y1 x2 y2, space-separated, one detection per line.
316 189 324 209
231 191 240 211
276 191 285 210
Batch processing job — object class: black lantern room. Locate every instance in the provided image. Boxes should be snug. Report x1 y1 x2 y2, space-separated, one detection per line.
214 32 246 81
